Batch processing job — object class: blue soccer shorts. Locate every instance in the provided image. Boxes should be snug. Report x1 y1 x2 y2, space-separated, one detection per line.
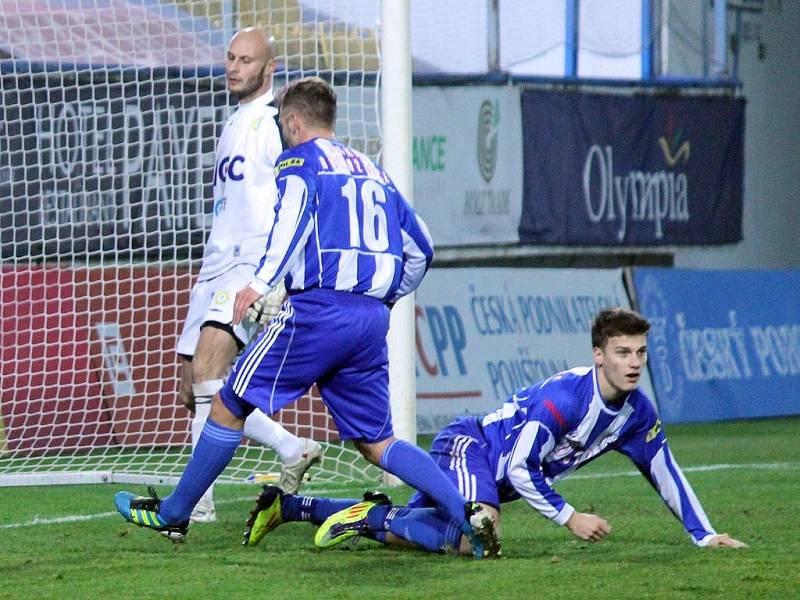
219 287 394 443
407 417 501 509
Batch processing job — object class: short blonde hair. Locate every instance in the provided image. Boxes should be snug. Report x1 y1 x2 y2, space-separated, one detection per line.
278 77 337 129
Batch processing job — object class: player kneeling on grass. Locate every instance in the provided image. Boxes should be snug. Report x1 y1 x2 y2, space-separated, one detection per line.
242 307 746 555
112 75 498 558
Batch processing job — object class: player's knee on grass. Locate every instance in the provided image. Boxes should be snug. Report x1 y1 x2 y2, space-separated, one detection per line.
459 503 501 556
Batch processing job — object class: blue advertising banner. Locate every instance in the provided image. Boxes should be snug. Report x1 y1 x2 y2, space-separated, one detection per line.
520 90 744 245
633 268 800 423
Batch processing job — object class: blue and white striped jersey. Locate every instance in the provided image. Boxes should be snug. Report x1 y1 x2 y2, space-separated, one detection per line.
480 366 718 546
249 137 434 304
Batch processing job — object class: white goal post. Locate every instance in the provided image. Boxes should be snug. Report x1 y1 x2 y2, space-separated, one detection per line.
382 0 416 486
0 0 413 488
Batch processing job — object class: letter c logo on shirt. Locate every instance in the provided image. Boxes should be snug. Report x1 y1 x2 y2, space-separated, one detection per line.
216 157 230 184
215 155 245 184
228 155 245 181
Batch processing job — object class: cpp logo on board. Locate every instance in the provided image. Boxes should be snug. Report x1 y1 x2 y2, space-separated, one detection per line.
477 99 499 183
214 155 245 186
415 304 468 378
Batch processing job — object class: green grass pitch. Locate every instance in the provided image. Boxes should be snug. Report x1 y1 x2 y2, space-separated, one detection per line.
1 417 798 599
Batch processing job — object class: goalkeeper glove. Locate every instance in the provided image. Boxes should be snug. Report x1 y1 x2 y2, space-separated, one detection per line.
245 281 286 325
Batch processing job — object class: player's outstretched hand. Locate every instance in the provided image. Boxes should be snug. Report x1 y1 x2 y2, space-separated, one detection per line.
705 533 748 548
234 287 264 326
566 511 612 542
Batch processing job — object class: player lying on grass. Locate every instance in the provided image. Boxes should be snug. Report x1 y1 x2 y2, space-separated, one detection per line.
242 307 746 556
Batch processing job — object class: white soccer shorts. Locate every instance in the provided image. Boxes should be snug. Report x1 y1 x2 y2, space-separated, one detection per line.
177 264 262 357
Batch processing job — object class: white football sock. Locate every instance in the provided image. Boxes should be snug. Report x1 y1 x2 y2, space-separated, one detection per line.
243 410 304 465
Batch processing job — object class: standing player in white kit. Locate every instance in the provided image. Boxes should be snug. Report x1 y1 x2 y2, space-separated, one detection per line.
176 29 321 523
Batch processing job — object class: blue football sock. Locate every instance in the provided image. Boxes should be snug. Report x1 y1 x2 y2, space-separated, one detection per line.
282 494 360 525
379 439 466 523
159 419 242 523
365 502 392 531
384 507 462 553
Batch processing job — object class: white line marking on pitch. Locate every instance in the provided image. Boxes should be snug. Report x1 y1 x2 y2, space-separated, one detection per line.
1 462 798 530
569 461 800 480
0 487 344 530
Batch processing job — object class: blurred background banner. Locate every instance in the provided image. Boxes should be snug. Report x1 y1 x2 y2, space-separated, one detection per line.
413 267 655 433
0 74 225 261
634 268 800 424
0 0 224 67
412 86 523 246
519 90 745 246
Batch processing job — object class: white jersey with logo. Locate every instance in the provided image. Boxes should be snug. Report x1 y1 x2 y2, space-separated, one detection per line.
198 89 283 281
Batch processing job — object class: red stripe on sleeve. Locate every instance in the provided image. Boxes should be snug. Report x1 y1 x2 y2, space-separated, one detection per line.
543 399 566 428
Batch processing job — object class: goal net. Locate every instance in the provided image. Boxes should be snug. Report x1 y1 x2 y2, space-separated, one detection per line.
0 0 383 487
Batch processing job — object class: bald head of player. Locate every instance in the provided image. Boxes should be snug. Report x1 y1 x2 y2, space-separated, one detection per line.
225 28 277 104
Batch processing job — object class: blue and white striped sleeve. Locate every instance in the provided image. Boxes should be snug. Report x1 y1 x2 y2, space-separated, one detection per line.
250 160 316 295
618 418 717 546
507 420 575 525
506 400 575 525
388 194 434 303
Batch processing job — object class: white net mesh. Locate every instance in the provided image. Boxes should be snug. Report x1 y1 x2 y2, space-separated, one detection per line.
0 0 382 487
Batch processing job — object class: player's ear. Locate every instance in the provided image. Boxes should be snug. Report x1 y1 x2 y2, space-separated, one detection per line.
592 346 603 367
288 111 302 133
